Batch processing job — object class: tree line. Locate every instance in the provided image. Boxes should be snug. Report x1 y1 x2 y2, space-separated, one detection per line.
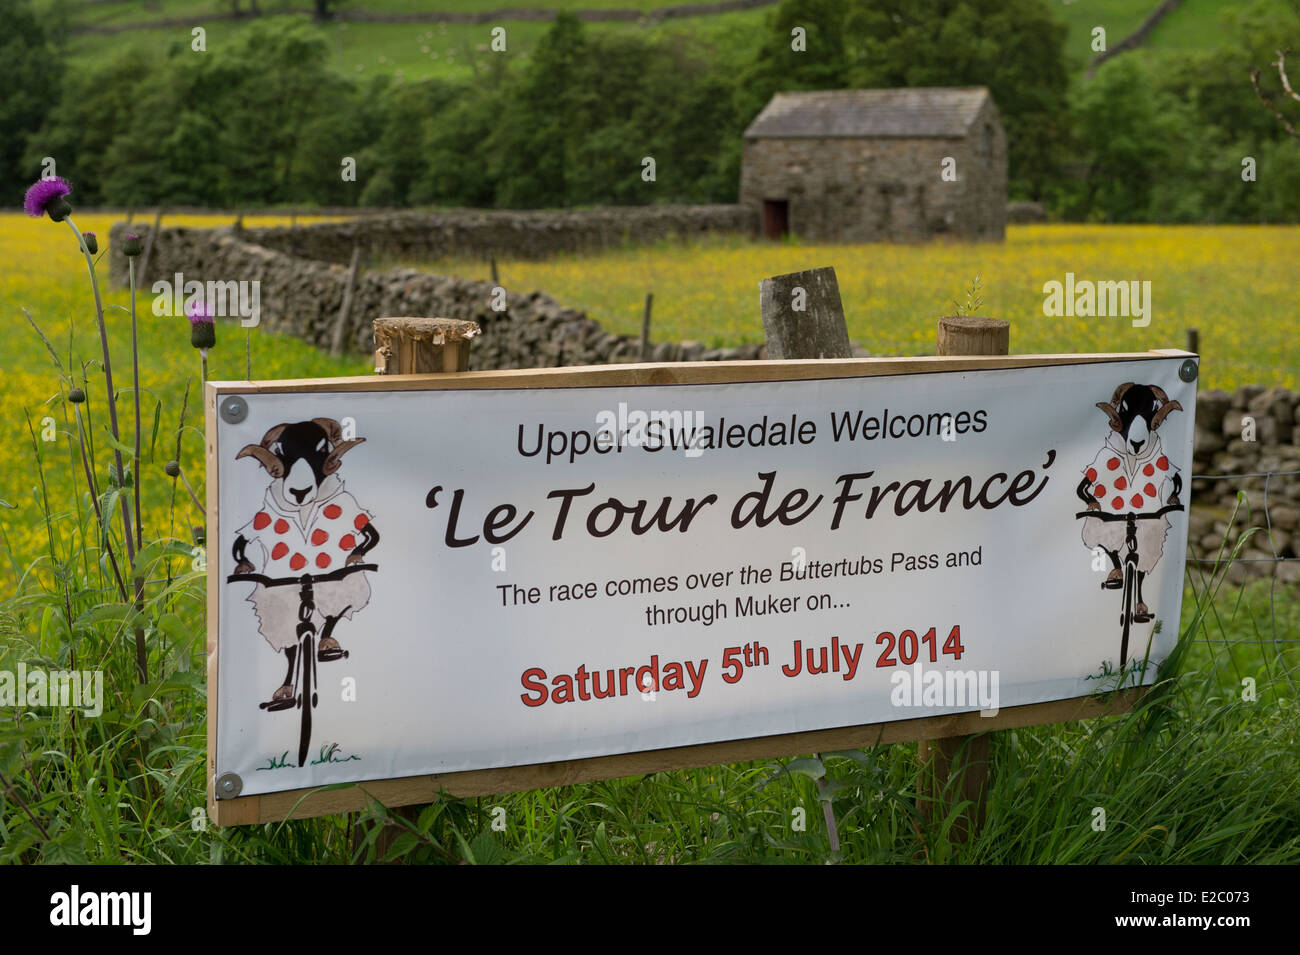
3 0 1298 223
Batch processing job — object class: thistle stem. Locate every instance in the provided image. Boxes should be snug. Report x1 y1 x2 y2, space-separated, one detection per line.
177 466 206 518
73 405 128 602
129 258 142 551
65 216 144 682
128 257 146 685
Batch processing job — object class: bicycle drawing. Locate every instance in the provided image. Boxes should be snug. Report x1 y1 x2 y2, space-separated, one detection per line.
228 418 381 767
1075 382 1184 666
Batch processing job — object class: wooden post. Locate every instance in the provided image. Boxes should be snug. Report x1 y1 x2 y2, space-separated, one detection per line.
490 256 499 286
759 267 852 359
916 314 1010 845
1186 327 1199 355
330 245 364 357
136 207 165 286
761 267 853 858
640 292 654 362
373 317 480 375
358 315 481 861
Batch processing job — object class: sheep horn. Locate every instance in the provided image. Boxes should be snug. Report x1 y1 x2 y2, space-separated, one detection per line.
1150 399 1183 431
1110 382 1134 409
1149 384 1170 403
236 444 285 478
312 418 343 444
259 423 287 447
1096 401 1123 432
322 437 365 475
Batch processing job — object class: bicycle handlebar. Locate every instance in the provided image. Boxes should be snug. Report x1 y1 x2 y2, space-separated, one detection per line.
227 563 378 587
1074 504 1184 522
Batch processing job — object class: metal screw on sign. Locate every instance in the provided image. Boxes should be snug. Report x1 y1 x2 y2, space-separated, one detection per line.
216 772 243 799
220 395 248 424
1179 359 1198 383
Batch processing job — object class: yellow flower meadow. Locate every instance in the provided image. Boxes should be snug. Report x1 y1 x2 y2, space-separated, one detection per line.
413 224 1300 392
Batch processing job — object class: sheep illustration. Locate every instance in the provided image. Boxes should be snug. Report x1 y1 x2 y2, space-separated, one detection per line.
231 418 380 707
1075 383 1183 622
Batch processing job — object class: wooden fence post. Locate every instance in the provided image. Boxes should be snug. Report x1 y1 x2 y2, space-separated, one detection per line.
355 315 481 862
759 267 852 360
136 207 165 286
330 245 364 357
760 266 853 858
640 292 654 362
373 316 480 375
916 314 1010 844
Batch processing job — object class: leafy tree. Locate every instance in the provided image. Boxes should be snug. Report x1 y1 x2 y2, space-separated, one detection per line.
0 0 64 203
98 22 367 207
843 0 1070 201
489 12 587 208
1060 55 1203 223
23 52 149 206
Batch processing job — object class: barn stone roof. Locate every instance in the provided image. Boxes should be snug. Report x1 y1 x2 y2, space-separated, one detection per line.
744 87 993 140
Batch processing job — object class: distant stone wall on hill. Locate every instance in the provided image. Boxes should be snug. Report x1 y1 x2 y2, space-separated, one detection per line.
239 205 758 266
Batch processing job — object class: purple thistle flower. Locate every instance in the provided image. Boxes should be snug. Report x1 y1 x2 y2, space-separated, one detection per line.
185 299 214 324
123 233 143 257
186 300 216 349
83 232 98 255
23 176 73 221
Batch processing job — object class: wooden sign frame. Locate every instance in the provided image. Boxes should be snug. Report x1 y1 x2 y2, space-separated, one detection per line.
206 350 1188 826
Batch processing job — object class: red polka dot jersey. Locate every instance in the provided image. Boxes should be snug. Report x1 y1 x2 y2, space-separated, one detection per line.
236 486 373 577
1081 434 1177 515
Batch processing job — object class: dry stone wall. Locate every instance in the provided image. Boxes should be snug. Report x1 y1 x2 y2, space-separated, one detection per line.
240 205 757 266
1188 386 1300 583
106 215 766 369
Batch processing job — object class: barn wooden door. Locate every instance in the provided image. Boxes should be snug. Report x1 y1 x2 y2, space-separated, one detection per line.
762 199 789 240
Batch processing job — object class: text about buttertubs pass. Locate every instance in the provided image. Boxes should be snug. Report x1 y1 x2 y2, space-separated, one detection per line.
418 403 1054 709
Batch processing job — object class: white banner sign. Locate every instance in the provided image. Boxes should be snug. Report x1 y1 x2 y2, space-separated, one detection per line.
211 356 1196 799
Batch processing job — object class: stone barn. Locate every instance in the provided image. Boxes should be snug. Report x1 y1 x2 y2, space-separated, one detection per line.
740 87 1007 243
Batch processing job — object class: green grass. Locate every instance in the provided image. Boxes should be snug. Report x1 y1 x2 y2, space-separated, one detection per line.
45 0 770 83
42 0 1253 84
1144 0 1248 51
4 557 1296 863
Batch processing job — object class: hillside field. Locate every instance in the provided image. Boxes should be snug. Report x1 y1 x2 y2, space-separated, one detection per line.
37 0 1246 83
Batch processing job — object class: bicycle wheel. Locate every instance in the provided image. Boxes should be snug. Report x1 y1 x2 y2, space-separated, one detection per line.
1119 560 1135 667
298 631 313 768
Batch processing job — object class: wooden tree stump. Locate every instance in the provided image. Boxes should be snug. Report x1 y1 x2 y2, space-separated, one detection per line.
373 317 480 374
760 267 853 360
916 314 1009 845
936 315 1009 357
